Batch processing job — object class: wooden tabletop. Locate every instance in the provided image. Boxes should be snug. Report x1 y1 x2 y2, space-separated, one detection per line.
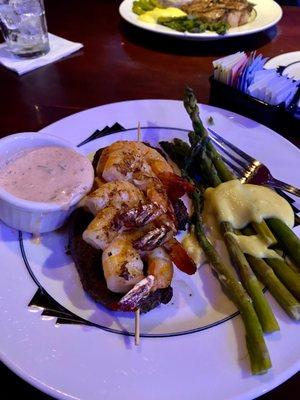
0 0 299 398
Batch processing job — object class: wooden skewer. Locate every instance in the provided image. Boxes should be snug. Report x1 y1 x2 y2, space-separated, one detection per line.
137 121 141 142
135 121 141 345
135 308 140 346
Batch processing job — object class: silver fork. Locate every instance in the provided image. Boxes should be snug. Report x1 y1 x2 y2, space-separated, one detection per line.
207 127 300 198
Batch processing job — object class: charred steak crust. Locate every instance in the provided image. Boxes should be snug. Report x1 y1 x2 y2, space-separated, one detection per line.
68 208 173 313
172 198 190 230
92 147 105 172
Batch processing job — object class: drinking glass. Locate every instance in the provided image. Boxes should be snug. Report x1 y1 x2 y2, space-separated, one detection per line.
0 0 49 58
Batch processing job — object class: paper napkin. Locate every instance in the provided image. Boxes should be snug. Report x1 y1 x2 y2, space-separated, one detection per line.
0 33 83 75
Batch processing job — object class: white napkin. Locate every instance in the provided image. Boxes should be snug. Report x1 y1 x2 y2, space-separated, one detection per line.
0 33 83 75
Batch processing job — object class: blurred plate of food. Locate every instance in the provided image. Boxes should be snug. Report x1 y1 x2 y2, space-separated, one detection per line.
119 0 283 40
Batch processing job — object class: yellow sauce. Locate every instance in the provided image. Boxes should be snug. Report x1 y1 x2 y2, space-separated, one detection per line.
203 180 294 259
182 230 206 267
226 232 280 259
139 7 186 24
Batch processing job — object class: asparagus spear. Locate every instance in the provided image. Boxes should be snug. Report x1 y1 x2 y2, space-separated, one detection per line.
266 218 300 268
183 86 235 182
184 87 277 246
251 221 277 246
161 137 272 373
221 222 279 333
160 140 187 170
160 137 221 188
246 255 300 320
242 225 300 300
265 258 300 301
193 189 271 374
188 131 221 187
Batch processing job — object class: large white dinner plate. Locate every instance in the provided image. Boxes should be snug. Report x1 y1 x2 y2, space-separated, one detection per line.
119 0 282 40
1 99 300 400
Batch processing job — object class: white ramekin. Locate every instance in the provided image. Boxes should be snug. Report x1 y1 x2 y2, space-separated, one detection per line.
0 132 94 233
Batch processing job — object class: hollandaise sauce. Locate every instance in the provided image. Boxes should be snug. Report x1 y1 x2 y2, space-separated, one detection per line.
203 180 294 259
139 7 186 24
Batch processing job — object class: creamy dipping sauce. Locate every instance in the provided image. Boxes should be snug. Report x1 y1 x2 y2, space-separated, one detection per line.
203 180 294 259
139 7 186 24
0 146 94 204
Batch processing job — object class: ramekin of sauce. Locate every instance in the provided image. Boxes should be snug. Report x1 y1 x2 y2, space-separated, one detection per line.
0 132 94 233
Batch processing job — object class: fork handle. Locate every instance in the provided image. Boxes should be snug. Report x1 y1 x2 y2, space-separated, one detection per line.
268 178 300 197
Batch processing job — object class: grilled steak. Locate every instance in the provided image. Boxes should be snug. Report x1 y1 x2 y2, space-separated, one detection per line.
181 0 254 27
68 208 173 313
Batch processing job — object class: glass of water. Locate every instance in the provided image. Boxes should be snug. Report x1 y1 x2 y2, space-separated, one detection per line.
0 0 49 58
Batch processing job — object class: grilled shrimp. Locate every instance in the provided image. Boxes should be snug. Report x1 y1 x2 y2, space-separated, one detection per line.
102 236 144 293
82 179 170 250
83 180 146 249
102 228 173 298
82 205 174 252
147 247 173 291
118 246 174 309
82 205 121 250
84 180 144 216
102 234 173 295
96 141 173 179
82 140 196 300
97 141 174 212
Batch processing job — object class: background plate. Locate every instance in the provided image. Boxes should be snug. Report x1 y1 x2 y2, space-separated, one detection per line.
119 0 282 41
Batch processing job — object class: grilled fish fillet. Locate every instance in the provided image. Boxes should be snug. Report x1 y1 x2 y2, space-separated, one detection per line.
181 0 254 27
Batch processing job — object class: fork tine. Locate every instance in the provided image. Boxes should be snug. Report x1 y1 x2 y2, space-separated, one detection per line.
207 127 255 164
210 136 249 169
276 189 296 204
276 189 300 213
220 156 242 178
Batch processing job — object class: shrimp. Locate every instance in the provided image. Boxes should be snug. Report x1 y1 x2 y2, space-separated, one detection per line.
97 141 174 212
147 247 173 291
118 246 174 309
82 206 173 252
82 179 170 250
82 205 119 250
96 141 173 179
102 234 173 296
82 181 145 249
82 140 196 302
102 236 144 293
84 180 144 216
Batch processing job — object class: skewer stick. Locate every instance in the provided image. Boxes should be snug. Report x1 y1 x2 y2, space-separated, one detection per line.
137 121 141 142
135 308 140 346
135 121 141 343
119 276 155 346
134 121 142 346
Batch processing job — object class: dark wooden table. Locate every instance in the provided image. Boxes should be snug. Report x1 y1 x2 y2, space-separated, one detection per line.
0 0 299 399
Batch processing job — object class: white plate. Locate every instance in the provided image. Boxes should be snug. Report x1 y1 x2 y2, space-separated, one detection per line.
283 61 300 80
1 99 300 400
119 0 282 40
264 51 300 70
